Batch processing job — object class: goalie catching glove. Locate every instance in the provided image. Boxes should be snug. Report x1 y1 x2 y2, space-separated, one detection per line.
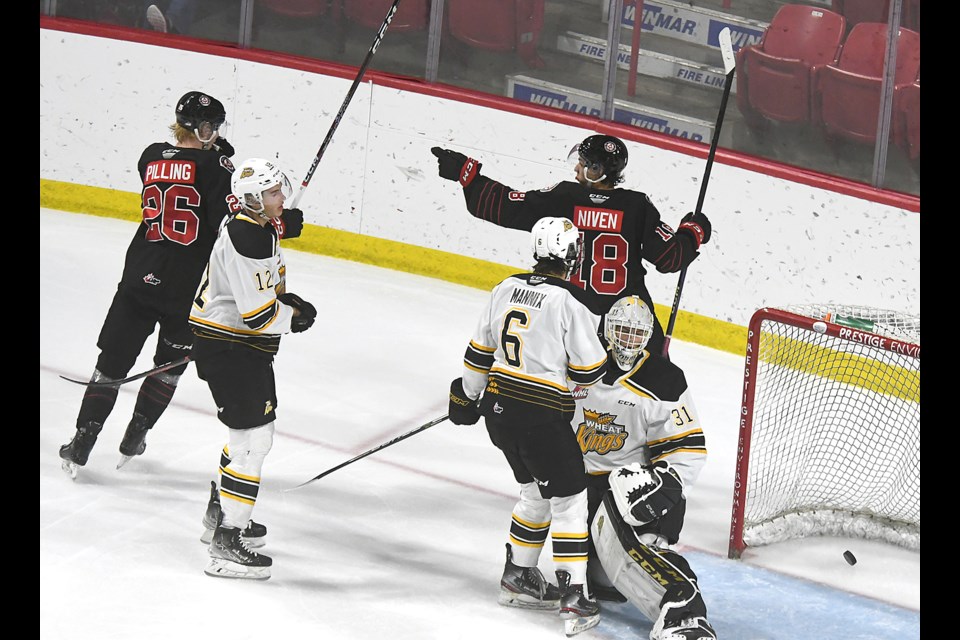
677 211 712 249
278 292 316 333
431 147 482 188
609 460 684 527
448 377 481 425
271 208 304 240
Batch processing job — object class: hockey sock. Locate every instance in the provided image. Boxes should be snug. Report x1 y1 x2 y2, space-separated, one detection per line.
131 371 181 426
508 482 552 567
220 423 274 529
76 369 120 426
550 490 590 585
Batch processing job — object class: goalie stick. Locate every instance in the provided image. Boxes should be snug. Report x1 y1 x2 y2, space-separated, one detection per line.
288 0 403 209
285 413 448 491
662 27 736 357
59 356 191 388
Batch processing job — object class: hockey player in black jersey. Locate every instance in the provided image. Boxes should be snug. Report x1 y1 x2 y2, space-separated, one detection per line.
449 217 608 636
431 134 712 355
574 296 717 640
58 91 305 478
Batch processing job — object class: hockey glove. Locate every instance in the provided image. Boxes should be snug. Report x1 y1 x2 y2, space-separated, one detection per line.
677 211 712 249
278 292 317 333
272 208 304 240
212 137 235 158
448 377 482 425
431 147 482 188
609 460 684 527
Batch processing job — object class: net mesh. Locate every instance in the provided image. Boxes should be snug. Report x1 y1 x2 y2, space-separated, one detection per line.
741 305 920 551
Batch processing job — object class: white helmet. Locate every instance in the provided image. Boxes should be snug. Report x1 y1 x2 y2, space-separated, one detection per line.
531 217 582 279
605 296 655 370
231 158 292 214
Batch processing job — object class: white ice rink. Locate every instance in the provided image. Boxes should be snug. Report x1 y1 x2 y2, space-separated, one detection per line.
40 208 919 639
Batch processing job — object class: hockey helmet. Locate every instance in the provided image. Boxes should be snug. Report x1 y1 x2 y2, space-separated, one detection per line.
569 134 628 185
231 158 292 214
531 217 582 279
605 296 654 370
175 91 226 144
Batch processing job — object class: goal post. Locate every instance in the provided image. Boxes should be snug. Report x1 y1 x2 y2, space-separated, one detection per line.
728 305 920 559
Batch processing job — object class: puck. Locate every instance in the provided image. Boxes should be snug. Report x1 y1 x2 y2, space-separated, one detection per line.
843 550 857 566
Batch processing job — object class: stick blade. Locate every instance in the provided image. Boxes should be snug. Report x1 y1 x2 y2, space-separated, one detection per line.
718 27 736 74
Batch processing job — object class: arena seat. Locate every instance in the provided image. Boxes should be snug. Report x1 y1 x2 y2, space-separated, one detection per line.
893 78 920 160
735 4 846 124
831 0 890 30
343 0 430 32
813 23 920 145
447 0 546 68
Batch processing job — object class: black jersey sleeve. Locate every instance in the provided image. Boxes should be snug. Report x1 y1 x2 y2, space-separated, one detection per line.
462 175 555 231
638 197 700 274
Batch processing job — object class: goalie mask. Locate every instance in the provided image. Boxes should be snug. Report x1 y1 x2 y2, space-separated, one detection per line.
176 91 227 145
605 296 654 370
567 134 628 186
231 158 292 215
531 217 583 279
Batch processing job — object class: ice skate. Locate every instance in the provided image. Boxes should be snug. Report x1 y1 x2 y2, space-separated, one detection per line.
200 481 267 548
205 525 272 580
498 543 560 610
657 616 717 640
58 421 103 480
117 413 151 469
556 570 600 637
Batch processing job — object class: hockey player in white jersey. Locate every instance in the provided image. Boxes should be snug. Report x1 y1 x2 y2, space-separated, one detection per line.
189 158 317 580
574 295 716 640
448 217 608 636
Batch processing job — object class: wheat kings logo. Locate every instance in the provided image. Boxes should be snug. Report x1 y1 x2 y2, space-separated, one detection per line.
577 408 628 455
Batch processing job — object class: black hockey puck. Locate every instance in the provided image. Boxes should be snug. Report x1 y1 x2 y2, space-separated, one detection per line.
843 550 857 566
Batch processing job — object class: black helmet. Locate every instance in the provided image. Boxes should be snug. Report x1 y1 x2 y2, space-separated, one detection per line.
578 134 628 185
175 91 226 130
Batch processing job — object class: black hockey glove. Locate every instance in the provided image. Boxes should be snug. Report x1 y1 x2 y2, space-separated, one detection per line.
448 377 482 425
212 137 235 158
278 292 317 333
431 147 482 188
677 211 712 249
609 460 684 527
272 208 304 240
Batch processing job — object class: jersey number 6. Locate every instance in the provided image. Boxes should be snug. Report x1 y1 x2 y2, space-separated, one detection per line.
500 309 530 367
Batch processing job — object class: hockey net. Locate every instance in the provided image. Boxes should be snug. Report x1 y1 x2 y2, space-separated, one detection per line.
728 304 920 559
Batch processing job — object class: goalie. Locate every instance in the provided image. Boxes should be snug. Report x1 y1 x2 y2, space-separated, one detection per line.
573 296 717 640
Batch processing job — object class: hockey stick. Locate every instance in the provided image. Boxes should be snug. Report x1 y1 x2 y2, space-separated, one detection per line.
661 27 736 357
58 356 191 388
285 413 449 491
287 0 403 209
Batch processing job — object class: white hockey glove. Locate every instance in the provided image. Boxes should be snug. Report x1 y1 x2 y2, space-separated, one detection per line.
609 460 684 527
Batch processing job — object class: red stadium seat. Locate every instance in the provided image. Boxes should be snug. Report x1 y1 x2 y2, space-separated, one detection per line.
259 0 328 18
342 0 430 32
831 0 890 30
813 23 920 145
893 79 920 160
735 5 846 124
447 0 546 68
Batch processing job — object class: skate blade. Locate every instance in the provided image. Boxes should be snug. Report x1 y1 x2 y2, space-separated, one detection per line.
204 558 270 581
498 588 559 610
116 455 134 470
563 613 600 637
200 528 265 549
61 460 79 480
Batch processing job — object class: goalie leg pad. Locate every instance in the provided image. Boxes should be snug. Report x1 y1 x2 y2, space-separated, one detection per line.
591 493 705 629
220 422 274 529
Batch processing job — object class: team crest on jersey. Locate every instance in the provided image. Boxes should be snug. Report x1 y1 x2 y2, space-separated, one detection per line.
220 156 235 171
577 408 628 455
